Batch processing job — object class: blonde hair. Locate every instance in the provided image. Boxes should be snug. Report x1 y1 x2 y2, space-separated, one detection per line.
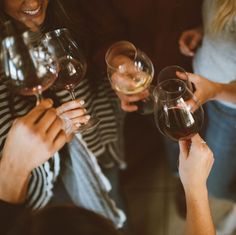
208 0 236 35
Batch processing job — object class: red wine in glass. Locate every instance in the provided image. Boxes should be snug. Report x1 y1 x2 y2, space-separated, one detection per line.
1 28 58 104
157 106 202 141
52 56 86 99
8 73 57 96
154 79 204 141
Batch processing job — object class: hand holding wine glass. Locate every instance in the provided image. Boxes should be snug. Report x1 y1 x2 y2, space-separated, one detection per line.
43 28 100 133
153 78 204 141
105 41 154 115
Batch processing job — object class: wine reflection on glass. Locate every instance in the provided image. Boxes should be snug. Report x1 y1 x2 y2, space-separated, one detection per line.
1 28 58 104
43 28 100 133
153 79 204 141
105 41 154 115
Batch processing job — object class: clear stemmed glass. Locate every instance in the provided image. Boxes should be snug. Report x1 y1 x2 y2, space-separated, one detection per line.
105 41 154 115
1 30 58 104
153 79 204 141
43 28 100 132
157 65 193 91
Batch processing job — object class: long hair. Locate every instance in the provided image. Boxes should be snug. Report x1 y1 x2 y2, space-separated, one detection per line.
208 0 236 35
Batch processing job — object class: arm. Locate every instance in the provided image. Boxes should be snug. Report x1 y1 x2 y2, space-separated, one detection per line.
178 134 215 235
0 99 67 204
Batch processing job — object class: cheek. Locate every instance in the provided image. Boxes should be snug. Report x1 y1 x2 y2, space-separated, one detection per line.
4 1 22 19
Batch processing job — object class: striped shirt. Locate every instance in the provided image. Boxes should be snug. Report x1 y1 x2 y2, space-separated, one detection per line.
0 66 125 209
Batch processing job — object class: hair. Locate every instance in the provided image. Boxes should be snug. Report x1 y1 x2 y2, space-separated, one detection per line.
9 205 120 235
208 0 236 35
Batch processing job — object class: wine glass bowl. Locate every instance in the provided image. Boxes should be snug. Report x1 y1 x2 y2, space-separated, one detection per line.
44 28 87 98
105 41 154 115
153 79 204 141
105 41 154 95
1 31 58 101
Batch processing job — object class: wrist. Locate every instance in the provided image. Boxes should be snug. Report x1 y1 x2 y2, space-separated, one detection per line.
212 82 223 100
184 184 208 199
0 159 30 203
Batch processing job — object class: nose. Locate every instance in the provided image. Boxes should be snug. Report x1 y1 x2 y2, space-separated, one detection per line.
23 0 41 9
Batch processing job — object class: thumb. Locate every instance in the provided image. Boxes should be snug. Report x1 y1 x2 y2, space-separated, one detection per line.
186 72 199 83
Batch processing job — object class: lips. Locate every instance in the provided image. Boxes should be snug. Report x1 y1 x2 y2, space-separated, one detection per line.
22 5 42 16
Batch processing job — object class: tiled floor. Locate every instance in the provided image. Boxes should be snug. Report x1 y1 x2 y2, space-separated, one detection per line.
121 113 235 235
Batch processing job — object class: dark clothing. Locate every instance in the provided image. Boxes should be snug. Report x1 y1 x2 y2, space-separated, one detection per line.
0 200 25 235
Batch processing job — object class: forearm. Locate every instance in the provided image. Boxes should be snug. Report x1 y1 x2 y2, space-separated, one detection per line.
0 159 30 204
185 186 215 235
214 82 236 104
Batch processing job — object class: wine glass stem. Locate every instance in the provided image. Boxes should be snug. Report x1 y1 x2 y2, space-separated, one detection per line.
36 92 43 105
68 90 76 100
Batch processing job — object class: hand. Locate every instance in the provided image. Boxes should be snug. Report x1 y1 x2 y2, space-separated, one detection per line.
1 99 67 174
116 89 149 112
179 27 203 57
176 72 220 111
57 99 90 134
178 134 214 193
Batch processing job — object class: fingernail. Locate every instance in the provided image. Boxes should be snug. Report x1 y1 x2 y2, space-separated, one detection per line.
79 100 85 105
85 115 91 120
75 123 81 128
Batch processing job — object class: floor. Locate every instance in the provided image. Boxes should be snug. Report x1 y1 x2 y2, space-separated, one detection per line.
121 113 235 235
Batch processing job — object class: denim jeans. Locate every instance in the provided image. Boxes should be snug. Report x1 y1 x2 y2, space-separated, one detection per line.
205 101 236 201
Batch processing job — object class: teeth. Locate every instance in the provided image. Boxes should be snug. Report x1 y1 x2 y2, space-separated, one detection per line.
23 6 41 15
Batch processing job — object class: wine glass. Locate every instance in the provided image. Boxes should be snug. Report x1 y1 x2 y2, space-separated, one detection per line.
43 28 100 132
158 65 193 91
105 41 154 115
1 30 58 104
153 79 204 141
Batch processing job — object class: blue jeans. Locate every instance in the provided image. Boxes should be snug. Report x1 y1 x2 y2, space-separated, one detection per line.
205 101 236 201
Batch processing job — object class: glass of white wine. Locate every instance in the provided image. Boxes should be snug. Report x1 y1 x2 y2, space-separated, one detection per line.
105 41 154 115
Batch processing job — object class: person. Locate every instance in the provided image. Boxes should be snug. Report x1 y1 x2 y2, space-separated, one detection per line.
0 101 119 235
0 114 215 235
179 0 236 233
178 134 215 235
0 0 127 227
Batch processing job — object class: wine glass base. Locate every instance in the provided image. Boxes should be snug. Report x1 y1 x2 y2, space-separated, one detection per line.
77 117 101 133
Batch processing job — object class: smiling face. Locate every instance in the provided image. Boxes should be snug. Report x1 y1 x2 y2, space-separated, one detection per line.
3 0 49 30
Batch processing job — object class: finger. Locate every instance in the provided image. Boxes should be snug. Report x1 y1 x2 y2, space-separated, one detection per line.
59 108 87 119
47 117 64 142
121 101 138 112
185 72 199 83
112 72 138 91
180 45 195 57
118 91 149 103
189 35 201 50
57 100 85 115
176 71 188 81
52 131 67 153
71 115 91 125
23 99 53 125
36 108 58 132
179 36 195 57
